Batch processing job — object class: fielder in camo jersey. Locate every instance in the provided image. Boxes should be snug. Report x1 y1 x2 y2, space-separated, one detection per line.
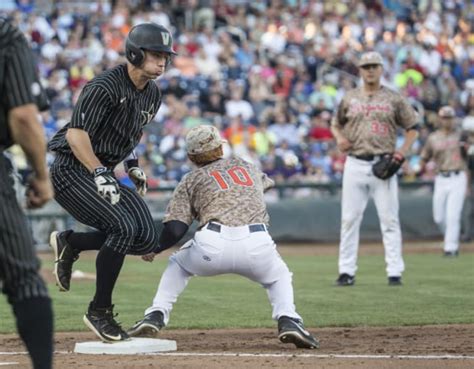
420 106 468 257
331 51 419 287
127 124 319 349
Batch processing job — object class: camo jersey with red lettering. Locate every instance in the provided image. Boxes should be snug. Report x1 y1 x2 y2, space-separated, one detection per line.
163 157 274 227
421 131 467 172
331 86 418 155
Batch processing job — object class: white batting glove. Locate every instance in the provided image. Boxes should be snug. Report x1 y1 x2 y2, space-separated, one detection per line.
128 167 147 197
94 167 120 205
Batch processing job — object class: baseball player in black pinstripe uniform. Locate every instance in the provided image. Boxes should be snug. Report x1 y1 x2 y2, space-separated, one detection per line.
0 17 54 369
47 23 176 342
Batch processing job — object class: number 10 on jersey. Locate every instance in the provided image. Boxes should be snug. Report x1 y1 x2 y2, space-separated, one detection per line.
209 166 254 190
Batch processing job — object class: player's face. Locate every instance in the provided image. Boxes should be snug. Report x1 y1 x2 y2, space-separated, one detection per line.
141 51 168 79
359 64 383 85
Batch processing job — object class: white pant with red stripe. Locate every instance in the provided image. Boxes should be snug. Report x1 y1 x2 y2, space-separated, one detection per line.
433 171 467 252
144 223 302 325
338 156 405 277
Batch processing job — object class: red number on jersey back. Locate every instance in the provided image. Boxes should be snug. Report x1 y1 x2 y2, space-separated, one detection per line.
209 166 254 190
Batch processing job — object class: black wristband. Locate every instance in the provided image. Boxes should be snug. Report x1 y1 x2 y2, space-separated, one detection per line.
94 166 108 177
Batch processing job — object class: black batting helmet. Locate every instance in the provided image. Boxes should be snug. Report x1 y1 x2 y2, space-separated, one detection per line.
125 23 177 66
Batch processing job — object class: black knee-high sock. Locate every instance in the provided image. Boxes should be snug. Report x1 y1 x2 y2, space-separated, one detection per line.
93 246 126 308
66 231 107 252
13 297 53 369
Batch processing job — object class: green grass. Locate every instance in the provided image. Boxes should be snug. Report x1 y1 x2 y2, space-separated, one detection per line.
1 251 473 333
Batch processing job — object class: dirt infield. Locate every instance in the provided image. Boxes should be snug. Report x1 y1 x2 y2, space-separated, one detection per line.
1 324 473 369
2 242 473 369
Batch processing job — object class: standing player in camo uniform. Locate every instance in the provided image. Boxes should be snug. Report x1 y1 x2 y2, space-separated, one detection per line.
420 106 468 257
47 23 176 342
0 17 53 369
331 51 419 287
127 125 319 349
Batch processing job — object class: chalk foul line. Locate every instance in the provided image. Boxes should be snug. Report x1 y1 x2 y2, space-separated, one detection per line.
1 351 474 360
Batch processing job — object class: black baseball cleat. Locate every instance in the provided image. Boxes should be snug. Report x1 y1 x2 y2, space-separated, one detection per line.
49 230 79 292
83 304 130 343
336 273 355 286
443 250 459 257
278 316 319 349
388 276 402 286
128 310 165 337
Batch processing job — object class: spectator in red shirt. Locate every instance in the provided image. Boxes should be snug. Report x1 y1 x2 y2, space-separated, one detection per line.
309 111 333 141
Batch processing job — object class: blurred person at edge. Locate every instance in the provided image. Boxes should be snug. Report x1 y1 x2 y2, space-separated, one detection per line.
420 106 469 257
0 17 54 369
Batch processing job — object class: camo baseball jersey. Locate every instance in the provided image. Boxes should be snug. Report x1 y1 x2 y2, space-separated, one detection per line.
332 86 418 156
164 157 274 227
421 131 467 172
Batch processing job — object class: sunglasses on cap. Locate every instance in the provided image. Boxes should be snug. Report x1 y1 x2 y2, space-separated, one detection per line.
360 64 380 70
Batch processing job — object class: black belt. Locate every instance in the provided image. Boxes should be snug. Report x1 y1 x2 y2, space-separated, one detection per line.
439 170 460 177
350 153 388 161
207 222 267 233
53 153 114 172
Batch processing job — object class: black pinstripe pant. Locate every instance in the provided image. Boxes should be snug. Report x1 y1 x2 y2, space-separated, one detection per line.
50 159 157 255
0 155 49 303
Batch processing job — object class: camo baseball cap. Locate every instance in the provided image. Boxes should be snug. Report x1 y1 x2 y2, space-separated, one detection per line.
358 51 384 67
438 106 456 118
186 125 227 154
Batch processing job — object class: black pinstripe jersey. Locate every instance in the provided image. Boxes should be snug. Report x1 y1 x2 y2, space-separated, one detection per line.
48 64 162 168
0 17 49 148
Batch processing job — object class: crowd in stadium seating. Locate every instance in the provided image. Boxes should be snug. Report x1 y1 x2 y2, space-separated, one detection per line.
2 0 474 188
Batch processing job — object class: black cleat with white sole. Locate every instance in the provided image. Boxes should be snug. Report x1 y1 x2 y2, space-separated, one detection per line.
278 316 319 349
49 230 79 292
128 310 165 337
83 303 129 343
336 273 355 286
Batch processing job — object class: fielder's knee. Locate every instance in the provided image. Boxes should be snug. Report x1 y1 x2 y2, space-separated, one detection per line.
341 213 363 231
262 260 293 287
379 215 400 229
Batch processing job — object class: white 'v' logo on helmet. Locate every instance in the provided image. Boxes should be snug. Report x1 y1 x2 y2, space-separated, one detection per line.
161 32 170 45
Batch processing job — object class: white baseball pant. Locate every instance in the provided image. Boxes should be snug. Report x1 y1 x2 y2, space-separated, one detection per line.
338 156 405 277
433 171 467 252
144 223 302 325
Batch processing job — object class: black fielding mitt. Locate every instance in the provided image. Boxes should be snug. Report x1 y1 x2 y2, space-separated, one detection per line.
372 152 405 180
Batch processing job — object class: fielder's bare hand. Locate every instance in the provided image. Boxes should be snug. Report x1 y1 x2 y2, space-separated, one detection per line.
142 252 158 262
